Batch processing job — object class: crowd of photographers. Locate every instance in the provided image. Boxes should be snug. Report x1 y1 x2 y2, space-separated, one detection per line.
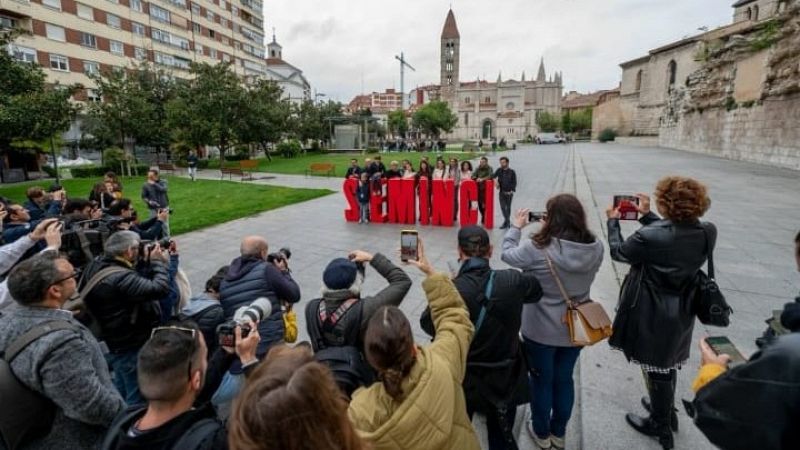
0 174 798 450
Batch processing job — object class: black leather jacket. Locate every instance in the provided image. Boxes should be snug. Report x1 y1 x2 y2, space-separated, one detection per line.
607 212 716 368
81 256 171 353
691 333 800 450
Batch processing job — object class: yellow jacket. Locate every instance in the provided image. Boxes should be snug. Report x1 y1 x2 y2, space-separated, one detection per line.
348 273 479 450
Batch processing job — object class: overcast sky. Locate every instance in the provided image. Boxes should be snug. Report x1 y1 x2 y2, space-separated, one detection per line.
265 0 734 103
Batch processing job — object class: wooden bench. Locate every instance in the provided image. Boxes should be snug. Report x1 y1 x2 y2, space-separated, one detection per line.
220 167 252 181
157 163 178 175
305 163 335 177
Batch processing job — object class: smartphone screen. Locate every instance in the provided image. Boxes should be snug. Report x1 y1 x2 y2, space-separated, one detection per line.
613 195 640 220
400 231 418 262
706 336 747 367
529 211 547 222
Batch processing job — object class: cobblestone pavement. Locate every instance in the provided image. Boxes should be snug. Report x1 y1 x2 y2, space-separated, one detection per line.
177 144 800 449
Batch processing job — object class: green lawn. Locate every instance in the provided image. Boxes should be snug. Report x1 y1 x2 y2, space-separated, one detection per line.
210 151 495 176
0 177 332 236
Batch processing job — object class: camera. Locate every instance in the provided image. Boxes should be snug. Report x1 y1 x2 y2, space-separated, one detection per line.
138 238 174 262
267 247 292 264
216 297 273 347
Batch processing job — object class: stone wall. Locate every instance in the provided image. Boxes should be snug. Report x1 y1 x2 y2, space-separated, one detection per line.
659 93 800 169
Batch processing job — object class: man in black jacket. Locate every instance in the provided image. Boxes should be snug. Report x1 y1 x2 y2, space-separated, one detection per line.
493 157 517 229
101 320 260 450
422 226 542 450
345 159 362 179
141 169 169 220
81 230 171 406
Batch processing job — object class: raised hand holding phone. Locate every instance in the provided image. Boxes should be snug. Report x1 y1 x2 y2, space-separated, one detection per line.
405 237 434 276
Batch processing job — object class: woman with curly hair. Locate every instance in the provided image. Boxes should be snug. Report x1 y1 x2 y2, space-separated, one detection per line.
606 176 715 450
228 345 367 450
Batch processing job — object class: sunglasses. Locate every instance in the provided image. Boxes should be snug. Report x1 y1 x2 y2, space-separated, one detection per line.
150 326 197 339
50 268 82 287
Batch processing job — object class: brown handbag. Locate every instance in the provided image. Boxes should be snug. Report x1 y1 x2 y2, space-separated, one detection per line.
544 252 613 346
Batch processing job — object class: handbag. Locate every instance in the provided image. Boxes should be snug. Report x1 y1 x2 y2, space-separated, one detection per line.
544 252 613 346
694 224 732 327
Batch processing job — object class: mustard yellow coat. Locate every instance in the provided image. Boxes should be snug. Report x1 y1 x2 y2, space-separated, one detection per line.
348 274 480 450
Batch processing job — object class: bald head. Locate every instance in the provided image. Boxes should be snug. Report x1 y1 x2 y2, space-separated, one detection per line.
241 236 268 259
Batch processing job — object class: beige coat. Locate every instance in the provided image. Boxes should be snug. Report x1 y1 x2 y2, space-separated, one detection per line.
348 273 479 450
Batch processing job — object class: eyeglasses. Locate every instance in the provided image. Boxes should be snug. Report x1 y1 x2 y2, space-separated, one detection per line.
150 326 197 339
50 268 81 287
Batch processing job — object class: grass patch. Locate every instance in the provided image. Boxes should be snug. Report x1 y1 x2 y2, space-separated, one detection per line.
210 151 494 176
0 177 332 235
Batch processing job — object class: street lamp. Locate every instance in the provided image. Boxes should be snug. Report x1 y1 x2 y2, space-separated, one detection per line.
315 91 326 104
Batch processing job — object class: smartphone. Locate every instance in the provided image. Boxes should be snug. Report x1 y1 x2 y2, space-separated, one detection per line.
706 336 747 367
613 195 640 220
400 230 419 262
529 211 547 222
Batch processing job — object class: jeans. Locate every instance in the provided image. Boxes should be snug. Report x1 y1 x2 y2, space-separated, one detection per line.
106 349 144 406
477 184 487 224
359 202 370 222
523 337 581 439
499 192 514 225
469 406 518 450
188 166 197 180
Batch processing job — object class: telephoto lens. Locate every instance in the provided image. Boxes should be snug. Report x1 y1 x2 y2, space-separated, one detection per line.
232 297 273 337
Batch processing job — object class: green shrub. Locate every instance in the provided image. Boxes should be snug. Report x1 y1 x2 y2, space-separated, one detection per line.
598 128 617 143
225 152 248 162
42 166 57 177
276 140 301 159
103 147 127 170
365 148 379 154
70 164 150 178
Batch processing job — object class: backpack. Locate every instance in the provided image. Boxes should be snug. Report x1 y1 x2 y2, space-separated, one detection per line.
63 266 129 337
100 406 221 450
0 320 80 450
306 298 374 397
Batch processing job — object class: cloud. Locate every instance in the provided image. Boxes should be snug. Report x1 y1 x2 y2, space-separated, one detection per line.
266 0 734 102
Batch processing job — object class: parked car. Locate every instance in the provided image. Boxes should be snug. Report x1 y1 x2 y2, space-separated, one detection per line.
535 133 567 144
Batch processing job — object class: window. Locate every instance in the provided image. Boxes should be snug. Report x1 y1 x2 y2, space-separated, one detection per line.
232 6 238 15
42 0 61 10
49 54 69 71
110 40 124 55
46 23 66 41
132 22 146 35
191 3 200 14
167 0 186 8
464 113 469 126
192 23 201 33
77 3 93 20
667 60 677 87
81 32 97 48
220 18 227 28
753 5 759 20
107 14 121 29
464 97 471 104
135 47 147 60
746 7 752 20
778 1 787 13
130 0 142 12
206 10 214 21
195 44 203 55
10 45 36 63
87 88 102 103
83 61 100 75
220 0 226 9
485 96 491 103
150 5 170 23
635 69 643 92
0 16 18 29
506 102 515 111
209 48 217 59
208 29 215 38
222 53 230 62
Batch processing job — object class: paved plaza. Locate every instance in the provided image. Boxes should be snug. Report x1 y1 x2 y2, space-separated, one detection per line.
178 143 800 450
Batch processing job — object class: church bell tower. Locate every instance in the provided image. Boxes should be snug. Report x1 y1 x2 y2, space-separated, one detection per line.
440 9 460 102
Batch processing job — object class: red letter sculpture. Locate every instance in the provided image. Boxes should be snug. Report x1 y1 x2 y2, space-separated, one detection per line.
418 177 430 225
459 180 478 226
483 179 494 229
343 178 359 222
369 178 388 223
387 178 416 224
431 179 455 226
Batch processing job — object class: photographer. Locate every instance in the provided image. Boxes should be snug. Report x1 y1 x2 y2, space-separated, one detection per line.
80 231 171 406
106 199 168 241
23 186 63 221
0 219 62 310
219 236 300 369
141 169 169 220
101 320 261 450
180 267 228 356
305 249 412 396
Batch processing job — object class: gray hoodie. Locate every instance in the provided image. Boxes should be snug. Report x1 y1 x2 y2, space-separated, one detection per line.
501 227 604 347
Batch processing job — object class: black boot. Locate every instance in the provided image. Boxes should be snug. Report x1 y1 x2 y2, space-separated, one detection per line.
640 396 679 432
626 372 674 450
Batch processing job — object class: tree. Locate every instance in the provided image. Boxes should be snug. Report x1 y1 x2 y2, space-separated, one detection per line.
535 111 561 132
387 109 408 138
571 108 593 133
167 62 245 164
291 99 342 145
236 79 291 161
561 111 573 134
412 101 457 138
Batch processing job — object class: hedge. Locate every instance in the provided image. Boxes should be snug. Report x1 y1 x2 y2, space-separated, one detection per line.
69 164 151 178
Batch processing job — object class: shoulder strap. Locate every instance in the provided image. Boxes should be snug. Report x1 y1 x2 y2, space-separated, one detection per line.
81 266 129 296
172 418 221 450
76 229 94 263
318 298 359 327
3 320 78 362
544 251 574 308
99 407 147 450
700 223 716 280
473 271 496 334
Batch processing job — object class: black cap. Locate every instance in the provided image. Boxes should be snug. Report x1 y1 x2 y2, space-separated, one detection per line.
458 225 490 248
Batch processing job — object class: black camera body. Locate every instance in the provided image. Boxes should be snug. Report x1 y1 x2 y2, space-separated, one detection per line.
216 297 272 348
216 321 252 347
266 247 292 264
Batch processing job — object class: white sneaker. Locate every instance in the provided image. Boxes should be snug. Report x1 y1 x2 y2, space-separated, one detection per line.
526 421 551 449
550 434 565 450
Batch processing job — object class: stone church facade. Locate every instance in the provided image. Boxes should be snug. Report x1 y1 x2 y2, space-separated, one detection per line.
415 10 563 142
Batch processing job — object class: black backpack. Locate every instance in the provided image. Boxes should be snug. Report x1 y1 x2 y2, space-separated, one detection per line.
306 298 374 397
0 320 80 450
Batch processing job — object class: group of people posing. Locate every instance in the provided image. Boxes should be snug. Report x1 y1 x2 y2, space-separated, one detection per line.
0 173 798 450
347 155 518 228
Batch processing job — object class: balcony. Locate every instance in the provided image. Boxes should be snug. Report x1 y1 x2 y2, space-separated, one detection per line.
239 0 262 15
0 0 32 18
